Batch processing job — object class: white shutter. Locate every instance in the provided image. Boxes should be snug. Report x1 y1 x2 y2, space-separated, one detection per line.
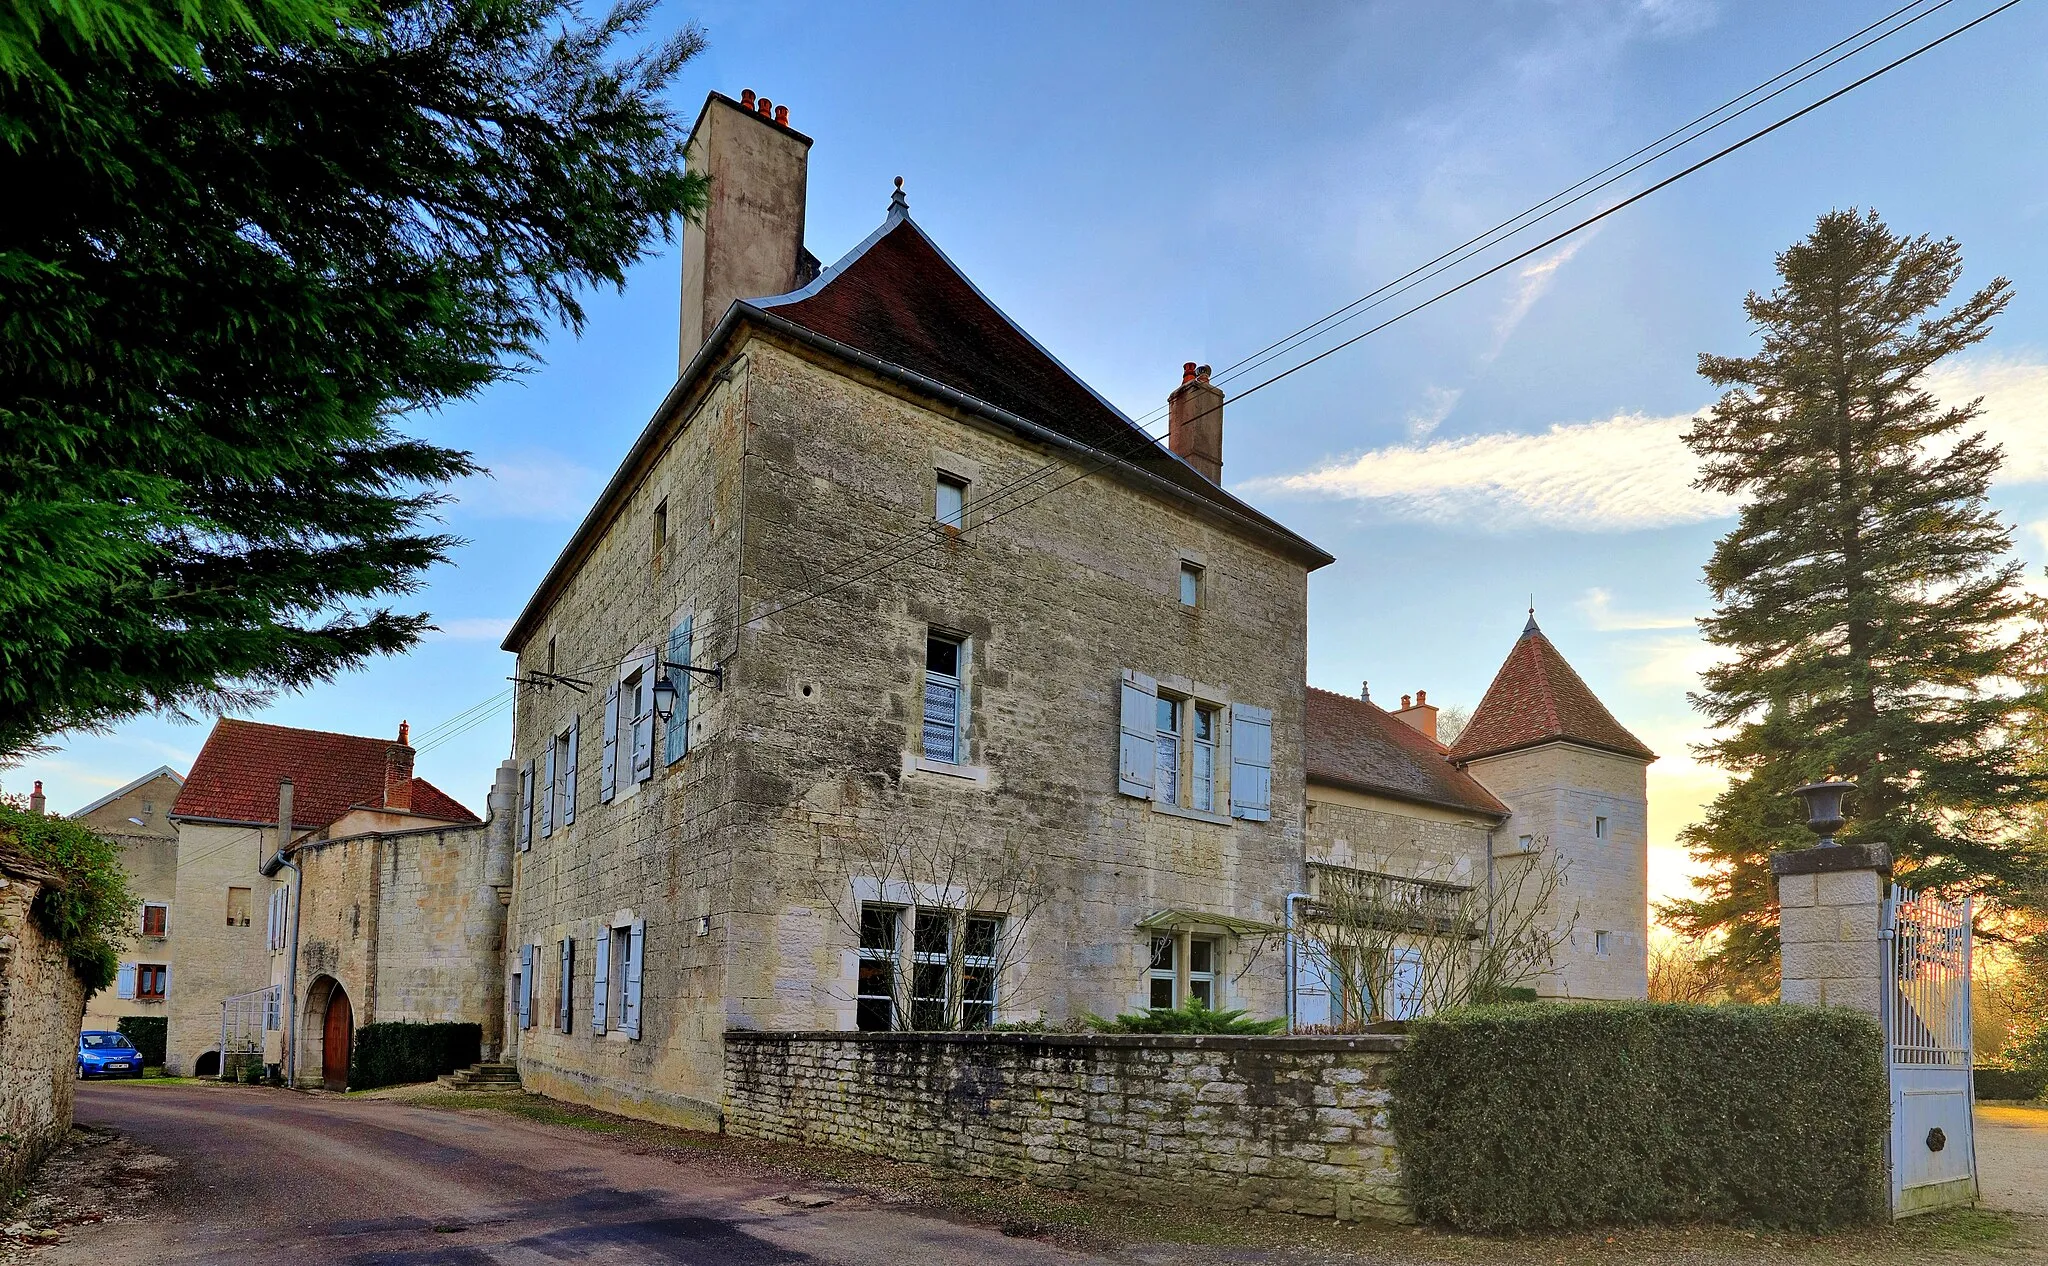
563 715 579 825
1292 941 1332 1030
161 965 170 999
1118 670 1158 798
621 919 645 1039
540 742 556 838
1230 702 1273 822
116 963 137 1000
591 928 610 1033
558 938 574 1032
665 618 692 766
599 680 620 802
519 944 533 1029
517 760 533 851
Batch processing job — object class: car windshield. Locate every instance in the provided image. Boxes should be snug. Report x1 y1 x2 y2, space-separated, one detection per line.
81 1034 133 1050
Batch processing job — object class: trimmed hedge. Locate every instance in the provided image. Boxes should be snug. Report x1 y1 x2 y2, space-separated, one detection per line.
1391 1002 1887 1232
348 1021 481 1090
116 1015 167 1067
1976 1065 2048 1102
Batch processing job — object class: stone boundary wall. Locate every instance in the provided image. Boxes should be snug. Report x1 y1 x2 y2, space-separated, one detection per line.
723 1030 1410 1222
0 856 87 1195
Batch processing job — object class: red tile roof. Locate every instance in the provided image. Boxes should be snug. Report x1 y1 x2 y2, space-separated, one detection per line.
172 719 478 828
755 216 1330 566
1306 687 1508 817
1449 618 1656 764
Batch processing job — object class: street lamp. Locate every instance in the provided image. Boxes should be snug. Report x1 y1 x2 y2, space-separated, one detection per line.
652 671 678 722
1790 778 1855 847
652 659 722 722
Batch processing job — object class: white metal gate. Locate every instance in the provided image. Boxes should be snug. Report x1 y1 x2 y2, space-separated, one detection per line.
1882 886 1976 1217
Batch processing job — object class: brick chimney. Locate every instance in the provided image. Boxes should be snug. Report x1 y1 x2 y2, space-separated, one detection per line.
1393 689 1438 742
29 780 45 815
1168 362 1224 484
384 721 415 813
678 89 814 371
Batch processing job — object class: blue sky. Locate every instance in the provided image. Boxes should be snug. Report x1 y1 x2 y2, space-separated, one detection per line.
22 1 2048 908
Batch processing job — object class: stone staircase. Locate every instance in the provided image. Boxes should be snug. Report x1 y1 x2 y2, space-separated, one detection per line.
435 1061 523 1093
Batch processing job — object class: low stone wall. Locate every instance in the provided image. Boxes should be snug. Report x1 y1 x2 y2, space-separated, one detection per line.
723 1030 1409 1222
0 853 88 1195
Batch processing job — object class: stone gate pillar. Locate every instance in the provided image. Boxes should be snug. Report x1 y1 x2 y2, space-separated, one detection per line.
1770 841 1892 1016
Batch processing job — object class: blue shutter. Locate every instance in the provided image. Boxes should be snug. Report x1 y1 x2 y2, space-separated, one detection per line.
1229 703 1273 822
665 618 692 766
558 938 574 1032
599 681 619 802
562 715 579 825
1118 671 1157 798
518 944 533 1029
1292 940 1332 1030
622 919 645 1039
591 928 610 1034
540 742 556 838
630 659 655 783
116 963 137 1000
517 760 533 851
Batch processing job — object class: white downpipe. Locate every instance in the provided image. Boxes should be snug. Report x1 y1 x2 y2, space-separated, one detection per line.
1284 891 1312 1033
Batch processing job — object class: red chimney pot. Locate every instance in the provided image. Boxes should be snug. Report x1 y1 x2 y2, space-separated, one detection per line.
1415 690 1426 706
774 105 789 126
1181 361 1198 385
758 96 772 116
398 720 410 746
1401 694 1412 709
740 89 756 108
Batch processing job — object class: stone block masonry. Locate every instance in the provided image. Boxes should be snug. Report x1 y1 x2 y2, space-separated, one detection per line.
723 1030 1411 1222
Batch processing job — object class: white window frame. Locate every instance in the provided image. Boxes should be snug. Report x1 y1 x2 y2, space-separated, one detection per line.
1154 694 1182 806
921 633 965 766
1594 930 1612 958
1187 937 1218 1008
856 903 900 1032
1147 935 1177 1009
1191 704 1217 813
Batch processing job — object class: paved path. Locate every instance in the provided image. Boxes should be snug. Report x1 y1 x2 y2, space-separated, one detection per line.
56 1082 1106 1266
1978 1103 2048 1217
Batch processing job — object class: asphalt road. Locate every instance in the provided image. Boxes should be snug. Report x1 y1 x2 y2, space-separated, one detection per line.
57 1082 1110 1266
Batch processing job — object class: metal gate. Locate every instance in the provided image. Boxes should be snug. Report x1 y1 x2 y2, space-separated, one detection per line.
1882 886 1976 1217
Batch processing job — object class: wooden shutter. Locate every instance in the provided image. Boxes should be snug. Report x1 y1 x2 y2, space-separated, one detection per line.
540 742 556 838
1291 940 1332 1030
562 714 579 825
591 927 610 1033
631 658 655 783
518 944 533 1029
1118 670 1158 798
622 918 645 1039
517 760 533 851
1230 703 1273 821
558 938 574 1032
116 963 136 1000
599 680 620 802
161 965 171 999
664 618 692 766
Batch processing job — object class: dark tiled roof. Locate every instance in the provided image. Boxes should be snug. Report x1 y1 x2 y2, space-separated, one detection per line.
172 719 478 828
756 217 1329 563
1305 687 1508 818
1449 619 1656 764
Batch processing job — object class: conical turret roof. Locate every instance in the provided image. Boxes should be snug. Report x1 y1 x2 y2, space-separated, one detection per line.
1448 617 1656 764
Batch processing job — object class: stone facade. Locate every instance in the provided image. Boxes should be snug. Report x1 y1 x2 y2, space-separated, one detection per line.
504 332 1318 1127
73 769 183 1032
1773 843 1890 1018
163 820 279 1074
723 1030 1409 1222
0 849 87 1195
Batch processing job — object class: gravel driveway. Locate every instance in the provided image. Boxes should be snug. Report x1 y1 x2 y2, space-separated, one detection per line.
1977 1104 2048 1217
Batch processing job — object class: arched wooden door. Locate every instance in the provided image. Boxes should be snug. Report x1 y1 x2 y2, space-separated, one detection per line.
322 987 353 1091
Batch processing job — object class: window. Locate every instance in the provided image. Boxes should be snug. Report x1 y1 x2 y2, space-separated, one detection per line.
922 634 964 764
1594 930 1612 958
226 887 251 928
608 925 631 1034
141 902 168 938
1595 815 1609 840
1187 938 1217 1008
935 473 966 530
1178 561 1203 608
1191 705 1217 812
554 721 578 825
858 905 999 1030
627 666 654 784
911 911 951 1030
857 905 898 1031
652 499 668 575
961 916 999 1029
1154 696 1182 805
1517 834 1535 852
136 963 167 1001
141 800 155 819
547 636 557 675
1148 936 1177 1009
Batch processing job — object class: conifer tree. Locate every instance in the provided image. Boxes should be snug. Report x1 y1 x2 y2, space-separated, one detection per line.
1661 209 2048 992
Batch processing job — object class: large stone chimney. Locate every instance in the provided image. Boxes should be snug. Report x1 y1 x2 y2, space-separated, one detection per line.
384 721 415 813
1167 362 1224 484
1392 690 1438 742
678 89 814 371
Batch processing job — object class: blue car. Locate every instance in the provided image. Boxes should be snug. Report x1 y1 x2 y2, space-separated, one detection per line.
78 1030 143 1079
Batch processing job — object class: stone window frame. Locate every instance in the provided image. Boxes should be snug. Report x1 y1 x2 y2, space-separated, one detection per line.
1145 931 1222 1010
140 901 169 939
920 631 968 767
857 900 1003 1032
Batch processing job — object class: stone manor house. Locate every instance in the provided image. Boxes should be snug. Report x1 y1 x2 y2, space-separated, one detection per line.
493 89 1655 1128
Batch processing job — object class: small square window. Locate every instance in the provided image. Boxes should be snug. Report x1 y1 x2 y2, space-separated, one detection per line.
226 887 251 928
1178 561 1202 607
936 474 967 530
1517 835 1534 852
1594 930 1612 957
1595 816 1609 840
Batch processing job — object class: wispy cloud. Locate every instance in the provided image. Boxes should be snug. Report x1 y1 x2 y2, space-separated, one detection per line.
456 451 604 522
1406 386 1464 440
426 617 515 643
1489 238 1589 358
1579 587 1697 632
1251 356 2048 533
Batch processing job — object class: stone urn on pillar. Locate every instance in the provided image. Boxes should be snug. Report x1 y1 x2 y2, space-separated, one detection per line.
1770 779 1890 1017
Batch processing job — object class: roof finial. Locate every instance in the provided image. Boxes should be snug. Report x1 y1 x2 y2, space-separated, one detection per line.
1523 597 1539 636
887 175 908 224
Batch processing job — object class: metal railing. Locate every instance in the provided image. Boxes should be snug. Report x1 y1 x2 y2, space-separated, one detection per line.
219 984 282 1079
1884 886 1971 1068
